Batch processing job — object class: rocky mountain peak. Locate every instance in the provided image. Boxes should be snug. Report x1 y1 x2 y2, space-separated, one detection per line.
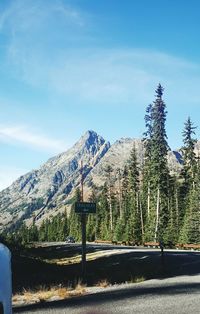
0 131 185 231
76 130 109 157
0 130 110 231
82 130 105 143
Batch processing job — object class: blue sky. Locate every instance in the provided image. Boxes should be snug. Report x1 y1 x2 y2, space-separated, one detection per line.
0 0 200 190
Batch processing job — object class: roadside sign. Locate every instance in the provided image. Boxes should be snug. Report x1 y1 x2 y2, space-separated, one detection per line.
75 202 96 214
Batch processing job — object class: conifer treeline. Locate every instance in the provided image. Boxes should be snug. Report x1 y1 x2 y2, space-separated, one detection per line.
7 84 200 245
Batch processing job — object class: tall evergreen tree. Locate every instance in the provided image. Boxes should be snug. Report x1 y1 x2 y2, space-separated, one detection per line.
116 168 123 219
143 84 170 242
179 118 199 243
164 175 180 245
142 103 153 228
114 165 129 241
126 145 142 243
104 165 114 234
181 117 197 189
98 183 110 240
179 158 200 244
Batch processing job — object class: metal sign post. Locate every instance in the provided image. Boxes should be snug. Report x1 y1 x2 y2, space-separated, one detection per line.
81 161 86 282
76 162 96 283
75 202 96 282
81 213 86 282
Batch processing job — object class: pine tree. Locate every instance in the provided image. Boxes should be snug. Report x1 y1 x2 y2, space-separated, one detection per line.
114 165 129 241
181 117 197 190
142 103 153 230
121 165 128 213
62 210 69 240
179 166 200 244
104 165 114 236
17 223 29 244
98 183 110 240
179 119 199 243
143 103 153 162
126 145 142 243
38 220 48 241
116 168 123 219
29 222 39 242
164 175 180 245
143 84 170 242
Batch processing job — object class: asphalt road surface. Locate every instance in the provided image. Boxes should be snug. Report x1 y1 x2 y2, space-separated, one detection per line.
14 274 200 314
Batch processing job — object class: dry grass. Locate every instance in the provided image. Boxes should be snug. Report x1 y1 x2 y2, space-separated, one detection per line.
128 276 145 284
12 283 86 307
96 279 110 288
73 279 86 295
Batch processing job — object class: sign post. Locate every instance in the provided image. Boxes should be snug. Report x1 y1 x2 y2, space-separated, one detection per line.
75 162 96 282
81 213 86 282
75 201 96 282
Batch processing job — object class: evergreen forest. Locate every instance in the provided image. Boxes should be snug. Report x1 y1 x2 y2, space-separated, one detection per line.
4 84 200 246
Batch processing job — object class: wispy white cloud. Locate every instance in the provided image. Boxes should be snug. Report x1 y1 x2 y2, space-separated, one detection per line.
0 0 85 32
0 125 67 153
0 0 87 73
10 47 200 107
55 2 85 27
1 0 200 109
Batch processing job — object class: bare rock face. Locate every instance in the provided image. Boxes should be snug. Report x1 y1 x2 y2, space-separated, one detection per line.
0 130 182 231
194 141 200 156
85 138 145 187
0 130 110 230
85 138 182 188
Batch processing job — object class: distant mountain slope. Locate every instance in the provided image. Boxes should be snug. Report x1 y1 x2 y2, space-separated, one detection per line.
85 138 182 188
0 130 184 231
85 138 145 187
0 131 110 230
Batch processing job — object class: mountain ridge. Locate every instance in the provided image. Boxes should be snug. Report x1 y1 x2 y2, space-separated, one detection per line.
0 130 185 230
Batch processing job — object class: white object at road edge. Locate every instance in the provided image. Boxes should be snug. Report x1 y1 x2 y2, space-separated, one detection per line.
0 243 12 314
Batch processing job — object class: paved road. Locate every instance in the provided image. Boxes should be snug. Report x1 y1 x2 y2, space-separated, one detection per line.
13 274 200 314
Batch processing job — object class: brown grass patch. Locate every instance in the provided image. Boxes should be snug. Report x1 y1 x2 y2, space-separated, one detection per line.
12 284 86 307
96 279 110 288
